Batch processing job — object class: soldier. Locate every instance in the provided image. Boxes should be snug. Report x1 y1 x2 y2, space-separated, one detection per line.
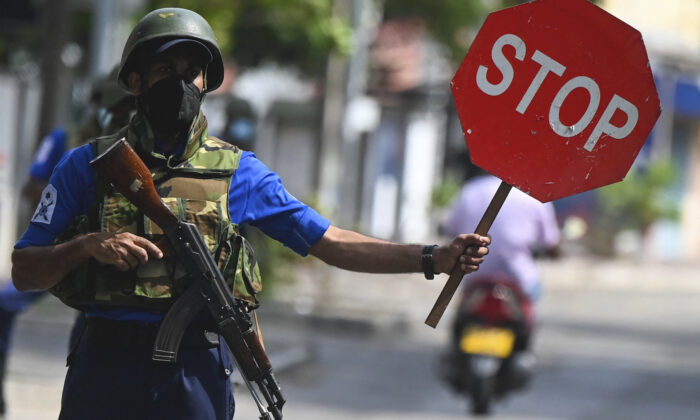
11 8 489 419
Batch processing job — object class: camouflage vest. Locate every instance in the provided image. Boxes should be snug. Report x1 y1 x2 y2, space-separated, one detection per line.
50 113 262 312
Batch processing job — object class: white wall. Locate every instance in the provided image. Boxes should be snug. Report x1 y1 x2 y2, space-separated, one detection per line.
0 75 41 278
0 79 20 278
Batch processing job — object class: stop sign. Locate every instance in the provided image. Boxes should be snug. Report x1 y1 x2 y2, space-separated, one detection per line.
452 0 661 202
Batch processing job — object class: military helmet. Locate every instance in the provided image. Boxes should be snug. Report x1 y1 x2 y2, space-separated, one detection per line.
117 8 224 93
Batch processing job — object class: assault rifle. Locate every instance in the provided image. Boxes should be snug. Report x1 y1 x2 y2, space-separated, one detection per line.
90 138 285 420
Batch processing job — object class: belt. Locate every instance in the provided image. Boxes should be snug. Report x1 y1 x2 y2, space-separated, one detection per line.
82 316 220 350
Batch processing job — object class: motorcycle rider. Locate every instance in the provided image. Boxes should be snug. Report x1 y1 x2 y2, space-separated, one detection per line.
445 167 560 302
442 165 560 401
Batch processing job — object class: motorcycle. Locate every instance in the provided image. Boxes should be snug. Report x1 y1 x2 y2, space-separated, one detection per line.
440 274 535 415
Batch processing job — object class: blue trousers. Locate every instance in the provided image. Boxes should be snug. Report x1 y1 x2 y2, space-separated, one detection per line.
59 320 235 420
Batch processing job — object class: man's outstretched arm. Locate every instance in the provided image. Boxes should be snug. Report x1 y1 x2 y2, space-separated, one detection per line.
308 225 490 276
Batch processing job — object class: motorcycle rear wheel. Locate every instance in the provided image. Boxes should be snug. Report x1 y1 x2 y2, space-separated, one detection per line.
470 377 493 415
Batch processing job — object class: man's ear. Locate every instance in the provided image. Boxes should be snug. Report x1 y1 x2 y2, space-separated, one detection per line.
128 72 142 96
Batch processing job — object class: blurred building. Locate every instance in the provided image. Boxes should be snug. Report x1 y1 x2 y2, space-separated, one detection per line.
5 0 700 279
359 17 452 242
601 0 700 259
0 0 141 277
232 4 454 244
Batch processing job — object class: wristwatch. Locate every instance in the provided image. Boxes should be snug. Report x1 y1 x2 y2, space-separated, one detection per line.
421 245 438 280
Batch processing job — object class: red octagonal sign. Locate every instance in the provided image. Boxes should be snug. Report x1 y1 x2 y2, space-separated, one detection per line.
452 0 661 202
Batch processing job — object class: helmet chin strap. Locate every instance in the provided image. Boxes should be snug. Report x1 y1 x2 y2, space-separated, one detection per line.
202 64 209 93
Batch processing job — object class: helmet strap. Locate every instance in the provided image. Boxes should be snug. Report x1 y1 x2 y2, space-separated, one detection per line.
202 64 209 92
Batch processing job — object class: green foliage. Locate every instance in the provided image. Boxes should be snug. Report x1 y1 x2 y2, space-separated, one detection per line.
244 227 306 298
431 176 462 209
232 0 352 74
597 161 680 232
143 0 352 74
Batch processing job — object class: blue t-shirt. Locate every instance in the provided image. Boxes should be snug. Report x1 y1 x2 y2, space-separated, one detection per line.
16 144 330 321
29 126 68 182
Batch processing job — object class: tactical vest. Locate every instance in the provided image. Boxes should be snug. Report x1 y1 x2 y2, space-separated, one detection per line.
50 115 262 312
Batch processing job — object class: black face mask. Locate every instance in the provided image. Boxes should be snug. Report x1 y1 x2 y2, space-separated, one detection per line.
142 76 203 138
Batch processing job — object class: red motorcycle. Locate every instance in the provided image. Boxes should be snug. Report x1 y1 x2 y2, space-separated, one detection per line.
440 274 535 415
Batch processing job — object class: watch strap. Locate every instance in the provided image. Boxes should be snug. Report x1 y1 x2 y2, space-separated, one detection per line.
421 245 438 280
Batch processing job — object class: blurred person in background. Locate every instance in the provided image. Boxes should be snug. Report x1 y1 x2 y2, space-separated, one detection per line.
0 65 134 417
21 65 135 205
443 164 560 355
201 58 258 150
10 8 490 419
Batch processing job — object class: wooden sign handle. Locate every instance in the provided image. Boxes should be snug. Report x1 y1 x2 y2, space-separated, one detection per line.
424 181 512 328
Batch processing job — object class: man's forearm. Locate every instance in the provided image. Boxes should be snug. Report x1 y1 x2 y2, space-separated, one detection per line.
309 225 489 276
309 226 423 273
11 236 90 291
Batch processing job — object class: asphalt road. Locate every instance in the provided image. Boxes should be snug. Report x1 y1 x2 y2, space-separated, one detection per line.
230 288 700 420
5 258 700 419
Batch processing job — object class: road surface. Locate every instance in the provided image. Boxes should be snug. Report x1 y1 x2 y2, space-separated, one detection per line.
5 258 700 419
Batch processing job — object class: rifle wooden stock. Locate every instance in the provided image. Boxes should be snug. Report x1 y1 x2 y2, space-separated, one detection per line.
89 138 178 228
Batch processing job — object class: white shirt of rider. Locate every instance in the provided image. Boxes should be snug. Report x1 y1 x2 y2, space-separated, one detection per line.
445 175 560 297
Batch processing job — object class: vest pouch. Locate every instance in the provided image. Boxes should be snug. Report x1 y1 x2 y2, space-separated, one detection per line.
219 228 262 309
137 197 224 300
136 197 186 300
